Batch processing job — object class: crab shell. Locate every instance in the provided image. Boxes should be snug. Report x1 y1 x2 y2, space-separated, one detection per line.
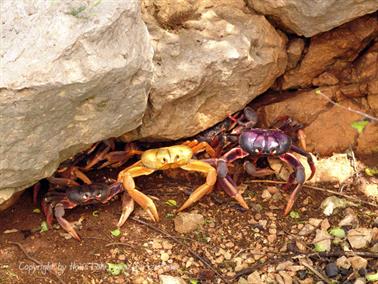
141 145 193 170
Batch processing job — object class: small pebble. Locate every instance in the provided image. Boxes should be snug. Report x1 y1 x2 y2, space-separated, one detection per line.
297 270 307 280
160 252 170 262
325 263 338 277
358 268 367 276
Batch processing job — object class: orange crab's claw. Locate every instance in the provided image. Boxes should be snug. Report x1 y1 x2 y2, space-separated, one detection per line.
118 163 159 222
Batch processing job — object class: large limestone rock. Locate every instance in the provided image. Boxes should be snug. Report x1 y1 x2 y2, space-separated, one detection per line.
260 15 378 159
247 0 378 37
278 14 378 90
124 0 287 141
0 1 153 208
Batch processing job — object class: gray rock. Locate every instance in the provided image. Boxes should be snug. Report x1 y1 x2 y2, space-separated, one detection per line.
246 0 378 37
125 0 287 141
174 212 204 234
0 0 153 209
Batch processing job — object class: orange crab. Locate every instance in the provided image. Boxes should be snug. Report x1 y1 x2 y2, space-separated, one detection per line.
116 143 218 225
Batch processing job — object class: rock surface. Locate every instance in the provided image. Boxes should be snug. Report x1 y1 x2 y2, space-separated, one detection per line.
278 14 378 90
260 87 377 157
0 1 153 207
124 0 287 141
246 0 378 37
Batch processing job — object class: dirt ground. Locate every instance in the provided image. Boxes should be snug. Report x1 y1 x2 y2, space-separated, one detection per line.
0 168 377 284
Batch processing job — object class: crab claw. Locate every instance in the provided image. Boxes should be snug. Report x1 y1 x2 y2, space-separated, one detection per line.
117 193 135 227
54 204 81 241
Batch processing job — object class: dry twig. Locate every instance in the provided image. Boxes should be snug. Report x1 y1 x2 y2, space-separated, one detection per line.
300 258 333 284
315 89 378 122
246 179 378 208
8 241 66 284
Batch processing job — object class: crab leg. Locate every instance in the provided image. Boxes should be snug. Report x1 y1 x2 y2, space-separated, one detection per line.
99 149 143 169
178 160 217 211
54 203 81 241
182 140 217 158
279 153 305 215
117 193 135 227
70 167 92 184
216 175 249 209
118 163 159 222
290 145 316 180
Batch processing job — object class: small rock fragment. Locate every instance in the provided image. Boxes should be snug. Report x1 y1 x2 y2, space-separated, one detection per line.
299 224 316 236
320 219 330 230
339 213 359 228
174 212 204 234
160 252 170 262
348 256 368 270
325 263 338 277
159 275 185 284
262 190 272 200
321 196 355 216
308 218 322 227
336 256 351 270
347 228 372 249
353 277 366 284
278 271 293 284
247 271 262 284
313 229 332 252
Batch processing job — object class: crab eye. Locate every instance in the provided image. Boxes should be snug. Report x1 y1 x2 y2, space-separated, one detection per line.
82 193 90 200
175 155 180 161
162 157 167 163
96 193 102 198
254 149 259 154
271 149 276 155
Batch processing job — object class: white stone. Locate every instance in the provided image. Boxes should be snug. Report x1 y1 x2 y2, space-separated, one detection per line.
0 0 153 209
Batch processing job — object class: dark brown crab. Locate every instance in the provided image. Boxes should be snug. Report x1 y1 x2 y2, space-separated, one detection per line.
42 182 132 241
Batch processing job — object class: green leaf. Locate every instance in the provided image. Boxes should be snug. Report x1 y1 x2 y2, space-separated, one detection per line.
92 210 99 217
314 243 327 252
165 213 174 219
111 228 121 237
329 227 346 238
40 221 49 233
106 263 126 276
351 120 369 134
289 211 300 219
33 208 41 214
189 280 199 284
365 167 378 176
366 271 378 282
165 199 177 207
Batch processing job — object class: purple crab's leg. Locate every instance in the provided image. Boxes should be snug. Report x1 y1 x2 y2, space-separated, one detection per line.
279 153 306 215
290 145 316 180
217 175 249 209
54 203 81 241
222 147 249 163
